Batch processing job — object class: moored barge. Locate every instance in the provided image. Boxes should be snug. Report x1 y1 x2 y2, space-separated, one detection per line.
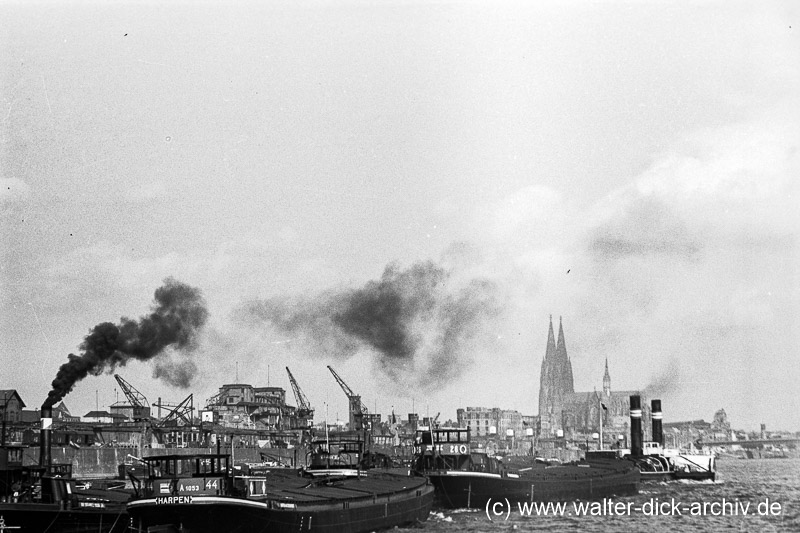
413 426 640 509
127 438 433 533
0 405 130 533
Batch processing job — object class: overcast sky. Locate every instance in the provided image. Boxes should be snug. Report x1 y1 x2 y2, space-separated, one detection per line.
2 1 798 431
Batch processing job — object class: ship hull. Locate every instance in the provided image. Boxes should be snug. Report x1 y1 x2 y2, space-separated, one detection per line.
127 479 434 533
0 502 129 533
426 463 640 509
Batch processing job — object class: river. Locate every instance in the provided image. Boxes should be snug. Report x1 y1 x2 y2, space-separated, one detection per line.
402 457 800 532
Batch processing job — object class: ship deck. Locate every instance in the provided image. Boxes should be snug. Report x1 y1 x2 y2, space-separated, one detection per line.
239 469 428 503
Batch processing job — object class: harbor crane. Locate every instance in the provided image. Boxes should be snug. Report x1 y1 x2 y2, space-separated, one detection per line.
155 394 194 428
113 374 194 447
114 374 151 421
327 365 380 431
286 367 314 428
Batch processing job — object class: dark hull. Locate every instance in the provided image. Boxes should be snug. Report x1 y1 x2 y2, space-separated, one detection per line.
427 463 640 509
0 502 129 533
587 453 716 483
127 478 434 533
637 470 715 482
674 470 716 482
639 471 674 482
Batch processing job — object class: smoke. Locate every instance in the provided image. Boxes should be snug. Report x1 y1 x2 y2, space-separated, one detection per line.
644 359 683 399
238 261 502 387
421 278 500 387
332 262 445 361
152 359 198 389
45 278 208 407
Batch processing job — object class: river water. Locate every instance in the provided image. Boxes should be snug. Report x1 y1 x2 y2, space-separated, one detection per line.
402 457 800 532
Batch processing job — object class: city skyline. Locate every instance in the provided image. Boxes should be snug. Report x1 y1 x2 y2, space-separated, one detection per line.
2 1 798 432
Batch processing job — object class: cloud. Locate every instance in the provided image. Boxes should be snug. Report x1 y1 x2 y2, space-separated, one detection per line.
566 112 799 423
582 111 797 281
454 109 798 426
588 197 703 261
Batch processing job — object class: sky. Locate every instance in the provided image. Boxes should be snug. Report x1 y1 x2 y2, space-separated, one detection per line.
1 0 798 432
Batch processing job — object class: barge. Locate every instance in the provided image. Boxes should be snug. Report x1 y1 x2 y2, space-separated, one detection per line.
413 426 640 509
126 437 433 533
0 405 130 533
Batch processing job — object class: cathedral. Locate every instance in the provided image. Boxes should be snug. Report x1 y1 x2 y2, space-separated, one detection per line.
538 316 650 444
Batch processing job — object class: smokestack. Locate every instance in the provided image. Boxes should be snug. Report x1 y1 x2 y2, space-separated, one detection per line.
629 395 642 456
651 399 663 447
40 404 53 470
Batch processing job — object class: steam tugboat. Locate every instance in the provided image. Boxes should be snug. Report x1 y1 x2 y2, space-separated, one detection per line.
413 426 640 509
126 436 434 533
0 405 130 533
586 397 716 482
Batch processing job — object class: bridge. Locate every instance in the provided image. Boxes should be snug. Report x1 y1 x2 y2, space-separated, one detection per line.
699 437 799 447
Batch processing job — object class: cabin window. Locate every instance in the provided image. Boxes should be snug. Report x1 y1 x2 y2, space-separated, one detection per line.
248 479 267 495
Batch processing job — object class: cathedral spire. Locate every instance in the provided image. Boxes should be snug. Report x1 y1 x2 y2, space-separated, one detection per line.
555 316 574 393
603 357 611 396
545 315 556 360
556 316 567 361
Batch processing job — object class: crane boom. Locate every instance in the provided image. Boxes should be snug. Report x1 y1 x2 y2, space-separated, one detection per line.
286 367 311 412
327 365 378 430
326 365 358 403
113 374 151 421
286 367 314 428
156 394 194 427
114 374 149 408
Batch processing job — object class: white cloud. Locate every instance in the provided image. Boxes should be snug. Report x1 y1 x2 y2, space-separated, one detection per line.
454 109 799 427
568 112 799 426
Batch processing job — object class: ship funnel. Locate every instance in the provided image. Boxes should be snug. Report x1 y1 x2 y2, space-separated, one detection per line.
40 404 53 470
651 399 663 447
629 395 643 456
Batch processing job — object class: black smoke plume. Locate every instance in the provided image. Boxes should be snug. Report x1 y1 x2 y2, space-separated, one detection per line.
239 261 501 387
44 278 208 407
332 262 445 361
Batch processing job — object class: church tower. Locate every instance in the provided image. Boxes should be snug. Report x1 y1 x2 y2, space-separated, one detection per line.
555 317 575 394
603 358 611 396
538 316 558 422
538 316 575 434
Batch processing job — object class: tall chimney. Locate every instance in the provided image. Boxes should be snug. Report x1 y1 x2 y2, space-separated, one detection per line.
651 399 663 447
629 395 642 456
40 404 53 470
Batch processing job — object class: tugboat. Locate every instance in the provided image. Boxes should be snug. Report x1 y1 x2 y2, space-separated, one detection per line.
0 405 130 533
412 426 639 509
587 397 716 482
126 436 434 533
